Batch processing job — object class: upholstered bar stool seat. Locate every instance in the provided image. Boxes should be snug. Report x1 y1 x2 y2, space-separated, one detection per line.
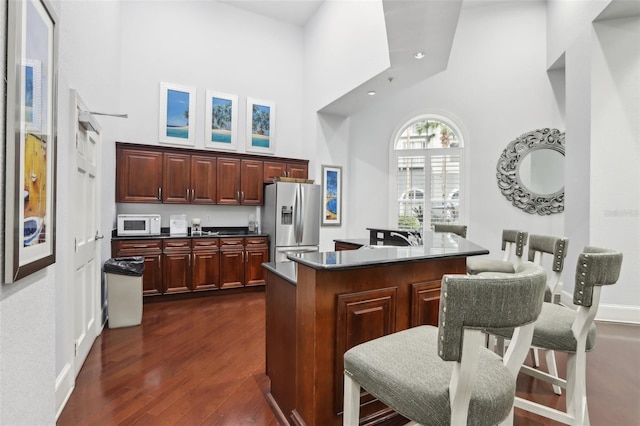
467 229 528 275
344 326 516 426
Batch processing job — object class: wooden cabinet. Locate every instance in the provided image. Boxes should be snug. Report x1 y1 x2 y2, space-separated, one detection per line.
162 239 192 294
111 239 163 296
245 237 269 286
163 153 217 204
220 237 245 289
162 153 191 203
117 142 307 206
192 238 220 291
240 159 264 205
410 280 441 327
263 160 309 183
217 158 264 205
116 148 163 203
112 235 269 298
191 155 217 204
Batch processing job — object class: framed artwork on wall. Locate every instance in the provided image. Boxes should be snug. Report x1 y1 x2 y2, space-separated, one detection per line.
159 82 196 146
205 90 238 150
321 165 342 226
246 97 275 154
5 0 58 283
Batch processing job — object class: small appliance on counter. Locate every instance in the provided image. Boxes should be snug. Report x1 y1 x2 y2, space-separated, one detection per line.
169 214 188 236
117 214 161 236
191 218 202 236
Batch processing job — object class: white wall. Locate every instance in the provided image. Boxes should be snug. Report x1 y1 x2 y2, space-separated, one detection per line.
347 1 562 254
549 0 640 322
590 16 639 318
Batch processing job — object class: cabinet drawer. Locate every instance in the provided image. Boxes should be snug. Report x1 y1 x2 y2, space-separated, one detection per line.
114 239 162 252
163 239 192 251
220 237 245 249
193 238 220 250
245 237 268 246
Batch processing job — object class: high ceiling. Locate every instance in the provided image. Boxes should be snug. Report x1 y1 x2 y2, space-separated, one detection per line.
219 0 463 116
218 0 324 27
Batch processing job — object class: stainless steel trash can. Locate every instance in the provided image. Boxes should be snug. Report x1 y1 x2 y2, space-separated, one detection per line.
104 257 144 328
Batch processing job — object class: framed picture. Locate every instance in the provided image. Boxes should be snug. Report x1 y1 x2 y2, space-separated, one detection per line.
205 90 238 150
246 97 275 154
5 0 58 283
321 165 342 226
159 82 196 146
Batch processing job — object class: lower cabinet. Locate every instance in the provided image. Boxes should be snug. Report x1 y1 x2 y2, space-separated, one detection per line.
163 239 192 294
111 239 163 296
112 236 269 298
192 238 220 291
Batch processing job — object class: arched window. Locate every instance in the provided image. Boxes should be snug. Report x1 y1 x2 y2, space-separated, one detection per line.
391 114 465 232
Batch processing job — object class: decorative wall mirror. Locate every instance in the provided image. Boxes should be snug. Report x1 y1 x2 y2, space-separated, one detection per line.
496 128 565 215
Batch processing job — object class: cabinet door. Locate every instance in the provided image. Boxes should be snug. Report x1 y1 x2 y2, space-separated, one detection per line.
245 246 268 286
220 249 244 289
163 153 191 203
116 148 163 203
263 161 286 183
217 158 241 205
141 254 163 296
241 159 264 205
410 280 441 327
287 163 308 179
192 250 220 291
191 155 217 204
163 252 191 293
112 239 163 296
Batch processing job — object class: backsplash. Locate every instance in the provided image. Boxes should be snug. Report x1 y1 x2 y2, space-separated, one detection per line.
116 203 261 229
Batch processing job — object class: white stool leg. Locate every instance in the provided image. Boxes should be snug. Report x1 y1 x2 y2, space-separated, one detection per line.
343 373 361 426
545 350 562 395
566 351 590 425
531 347 540 367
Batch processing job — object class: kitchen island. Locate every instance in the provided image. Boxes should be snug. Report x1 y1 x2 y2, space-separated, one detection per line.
263 232 488 426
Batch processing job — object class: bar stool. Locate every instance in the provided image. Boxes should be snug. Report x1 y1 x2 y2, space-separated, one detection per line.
487 246 623 425
343 262 547 426
433 223 467 238
467 229 528 274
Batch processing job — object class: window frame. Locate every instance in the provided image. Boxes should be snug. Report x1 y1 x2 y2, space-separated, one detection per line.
388 113 466 232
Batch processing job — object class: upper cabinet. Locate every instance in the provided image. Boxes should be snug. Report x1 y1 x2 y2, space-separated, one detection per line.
116 142 308 205
163 153 217 204
116 147 163 203
263 160 309 183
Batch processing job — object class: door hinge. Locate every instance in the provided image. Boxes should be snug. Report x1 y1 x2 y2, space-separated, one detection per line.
74 342 78 356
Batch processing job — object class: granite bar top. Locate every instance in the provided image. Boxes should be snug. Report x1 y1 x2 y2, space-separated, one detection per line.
262 261 297 285
289 232 488 271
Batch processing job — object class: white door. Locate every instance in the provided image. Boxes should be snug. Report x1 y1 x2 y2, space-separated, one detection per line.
72 91 102 375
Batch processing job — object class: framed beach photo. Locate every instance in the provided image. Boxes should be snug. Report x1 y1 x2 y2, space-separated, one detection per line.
159 82 196 146
321 165 342 226
205 90 238 150
5 0 58 282
246 98 275 154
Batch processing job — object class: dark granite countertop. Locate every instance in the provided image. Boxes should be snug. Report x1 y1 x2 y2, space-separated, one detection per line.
289 231 488 271
262 261 297 285
111 227 268 240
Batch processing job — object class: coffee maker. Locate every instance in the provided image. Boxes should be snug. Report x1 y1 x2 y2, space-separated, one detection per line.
191 218 202 236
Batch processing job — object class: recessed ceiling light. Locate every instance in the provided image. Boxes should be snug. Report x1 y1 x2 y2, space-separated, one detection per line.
367 90 376 96
414 52 425 60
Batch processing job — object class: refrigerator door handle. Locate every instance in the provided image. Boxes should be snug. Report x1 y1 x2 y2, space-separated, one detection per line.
299 185 305 243
294 184 300 244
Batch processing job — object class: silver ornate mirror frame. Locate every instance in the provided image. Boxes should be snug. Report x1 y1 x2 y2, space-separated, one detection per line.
496 128 565 215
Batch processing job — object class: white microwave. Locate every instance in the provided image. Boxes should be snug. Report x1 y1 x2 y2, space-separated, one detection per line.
117 214 161 236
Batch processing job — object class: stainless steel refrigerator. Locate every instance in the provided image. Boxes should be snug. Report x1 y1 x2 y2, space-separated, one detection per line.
262 182 321 262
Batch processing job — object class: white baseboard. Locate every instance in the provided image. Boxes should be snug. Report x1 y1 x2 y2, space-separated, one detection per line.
55 362 75 420
560 292 640 324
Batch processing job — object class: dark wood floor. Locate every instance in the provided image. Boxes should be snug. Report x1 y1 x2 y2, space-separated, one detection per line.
57 291 640 426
